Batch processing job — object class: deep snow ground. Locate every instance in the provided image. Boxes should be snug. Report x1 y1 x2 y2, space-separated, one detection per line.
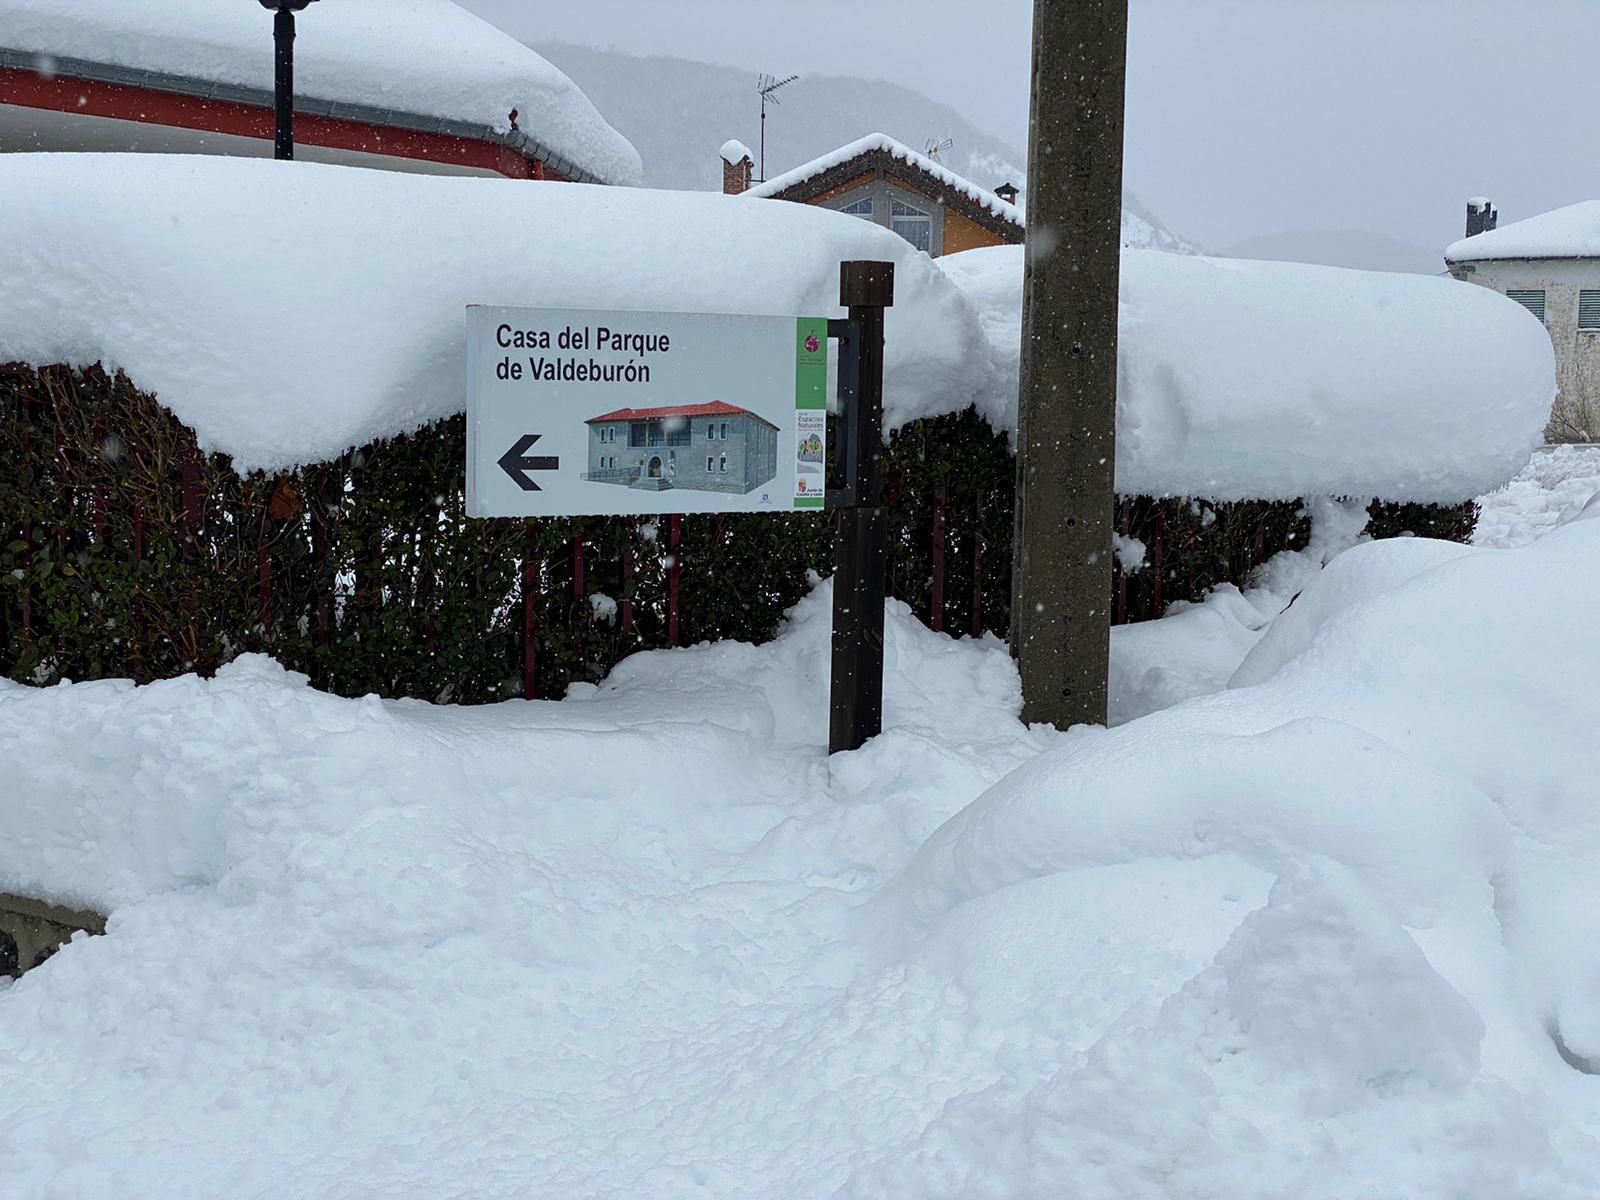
3 460 1600 1196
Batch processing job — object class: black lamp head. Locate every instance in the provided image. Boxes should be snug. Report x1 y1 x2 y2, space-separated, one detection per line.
259 1 318 10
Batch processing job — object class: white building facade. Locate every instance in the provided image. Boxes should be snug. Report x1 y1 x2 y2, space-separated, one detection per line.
1447 200 1600 441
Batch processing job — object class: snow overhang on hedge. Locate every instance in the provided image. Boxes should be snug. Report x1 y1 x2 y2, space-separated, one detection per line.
0 0 641 186
0 154 991 474
0 154 1554 504
938 245 1555 504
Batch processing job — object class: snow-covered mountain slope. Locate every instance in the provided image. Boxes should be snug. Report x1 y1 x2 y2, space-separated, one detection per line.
537 41 1195 252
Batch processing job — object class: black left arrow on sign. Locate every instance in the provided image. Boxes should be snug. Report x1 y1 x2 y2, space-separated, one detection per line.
497 434 560 492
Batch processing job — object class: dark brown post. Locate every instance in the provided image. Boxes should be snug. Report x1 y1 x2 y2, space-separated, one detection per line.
667 514 682 646
522 520 538 700
930 482 946 633
1010 0 1128 727
829 260 894 755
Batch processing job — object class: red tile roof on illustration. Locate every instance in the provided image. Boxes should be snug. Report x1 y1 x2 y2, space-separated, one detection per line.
586 401 777 429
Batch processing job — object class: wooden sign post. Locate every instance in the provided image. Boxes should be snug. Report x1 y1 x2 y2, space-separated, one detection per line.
827 260 894 754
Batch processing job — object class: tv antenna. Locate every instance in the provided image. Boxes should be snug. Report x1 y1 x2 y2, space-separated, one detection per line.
757 72 799 182
924 137 954 162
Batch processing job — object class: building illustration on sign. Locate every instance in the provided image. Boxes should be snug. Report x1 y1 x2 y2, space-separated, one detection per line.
582 401 779 494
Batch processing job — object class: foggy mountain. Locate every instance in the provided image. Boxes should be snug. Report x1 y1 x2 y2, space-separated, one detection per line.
1221 229 1446 276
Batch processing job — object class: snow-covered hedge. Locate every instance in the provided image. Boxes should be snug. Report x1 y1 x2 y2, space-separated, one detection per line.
0 154 1553 503
938 244 1556 503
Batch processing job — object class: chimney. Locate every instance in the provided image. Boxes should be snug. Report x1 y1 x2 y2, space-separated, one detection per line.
994 181 1020 206
720 139 754 195
1466 197 1498 238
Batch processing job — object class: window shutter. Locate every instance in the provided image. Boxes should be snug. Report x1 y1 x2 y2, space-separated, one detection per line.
1580 291 1600 331
1506 289 1547 323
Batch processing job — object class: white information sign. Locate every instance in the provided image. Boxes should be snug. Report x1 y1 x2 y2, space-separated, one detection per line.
466 306 830 518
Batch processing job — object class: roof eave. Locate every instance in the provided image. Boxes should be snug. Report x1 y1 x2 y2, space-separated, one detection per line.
759 145 1024 243
0 46 614 186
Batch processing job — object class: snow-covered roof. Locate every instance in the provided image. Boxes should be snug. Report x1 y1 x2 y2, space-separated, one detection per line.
0 0 641 186
746 132 1023 229
936 244 1553 503
719 139 753 165
0 154 1551 502
1446 200 1600 263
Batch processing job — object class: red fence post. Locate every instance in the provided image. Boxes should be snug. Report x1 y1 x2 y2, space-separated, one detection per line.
130 437 145 678
91 422 107 546
885 465 901 599
971 494 983 639
17 389 33 648
522 520 538 700
668 514 682 647
1151 507 1166 620
572 528 585 664
930 483 946 633
620 519 635 636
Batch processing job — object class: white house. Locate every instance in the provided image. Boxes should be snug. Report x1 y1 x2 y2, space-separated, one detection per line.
1446 198 1600 441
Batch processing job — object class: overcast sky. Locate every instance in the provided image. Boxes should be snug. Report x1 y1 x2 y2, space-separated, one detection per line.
458 0 1600 261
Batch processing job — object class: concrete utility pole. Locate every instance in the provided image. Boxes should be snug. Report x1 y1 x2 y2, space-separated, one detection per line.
1010 0 1129 728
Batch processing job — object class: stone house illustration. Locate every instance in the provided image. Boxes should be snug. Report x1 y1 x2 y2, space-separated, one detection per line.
583 401 779 494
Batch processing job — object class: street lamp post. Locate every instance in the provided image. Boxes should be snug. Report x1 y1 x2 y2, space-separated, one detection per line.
258 0 317 161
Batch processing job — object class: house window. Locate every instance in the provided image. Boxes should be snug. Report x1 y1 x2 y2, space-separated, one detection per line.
666 419 692 447
719 422 729 440
719 454 728 474
891 199 932 253
840 196 873 219
629 424 646 448
1506 289 1547 323
1580 290 1600 331
706 455 715 472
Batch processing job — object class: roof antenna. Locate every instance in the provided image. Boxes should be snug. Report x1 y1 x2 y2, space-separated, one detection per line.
757 72 799 183
925 137 954 162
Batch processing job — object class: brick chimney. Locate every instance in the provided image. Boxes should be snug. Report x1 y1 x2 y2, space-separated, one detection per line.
1466 197 1498 238
994 181 1020 206
720 139 754 195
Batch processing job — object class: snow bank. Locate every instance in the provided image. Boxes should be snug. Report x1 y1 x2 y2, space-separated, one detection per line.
938 244 1555 502
0 153 991 474
1474 444 1600 547
1446 200 1600 263
1109 496 1372 723
867 510 1600 1197
7 515 1600 1193
0 0 641 185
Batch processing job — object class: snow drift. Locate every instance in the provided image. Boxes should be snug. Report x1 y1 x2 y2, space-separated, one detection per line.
937 244 1555 502
4 507 1600 1194
0 0 641 185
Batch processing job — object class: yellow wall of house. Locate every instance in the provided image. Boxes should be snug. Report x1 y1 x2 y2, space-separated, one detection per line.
942 208 1011 256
